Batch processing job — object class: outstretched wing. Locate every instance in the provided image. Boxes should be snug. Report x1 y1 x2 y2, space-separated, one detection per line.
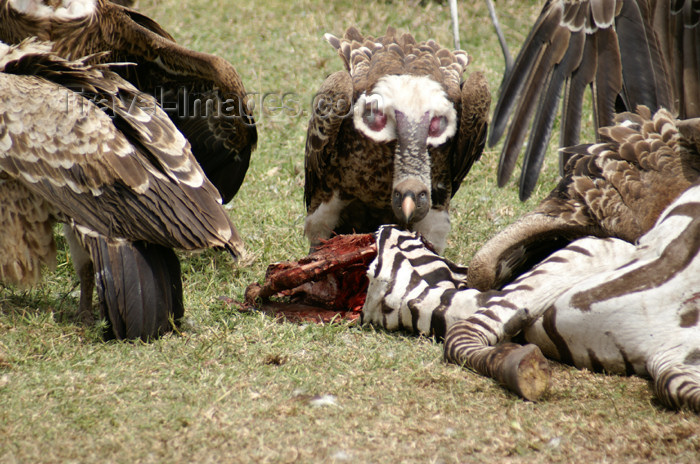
489 0 699 201
0 39 243 255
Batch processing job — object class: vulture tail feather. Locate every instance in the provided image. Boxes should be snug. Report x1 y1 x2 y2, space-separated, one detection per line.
85 235 183 341
616 0 669 113
560 36 599 173
591 27 623 133
497 26 571 188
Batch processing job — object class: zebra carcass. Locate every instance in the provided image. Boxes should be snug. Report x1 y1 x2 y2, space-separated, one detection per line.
363 109 700 412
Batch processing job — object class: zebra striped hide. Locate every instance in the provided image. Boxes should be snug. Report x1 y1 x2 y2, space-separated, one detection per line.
362 184 700 412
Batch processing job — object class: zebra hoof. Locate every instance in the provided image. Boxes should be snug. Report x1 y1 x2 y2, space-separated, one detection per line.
501 344 550 401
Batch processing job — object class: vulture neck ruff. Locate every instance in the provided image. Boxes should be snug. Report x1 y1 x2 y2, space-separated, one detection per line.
8 0 96 19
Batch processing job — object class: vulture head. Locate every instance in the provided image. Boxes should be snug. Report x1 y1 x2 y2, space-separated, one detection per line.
353 74 458 225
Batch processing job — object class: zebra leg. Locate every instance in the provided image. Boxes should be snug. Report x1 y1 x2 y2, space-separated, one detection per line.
445 310 550 401
445 237 636 401
647 348 700 413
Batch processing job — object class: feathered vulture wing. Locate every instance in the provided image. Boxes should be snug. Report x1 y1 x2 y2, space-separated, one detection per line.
0 39 242 255
0 0 257 204
452 70 491 195
0 178 56 287
311 26 490 202
304 70 354 209
468 107 700 291
489 0 700 201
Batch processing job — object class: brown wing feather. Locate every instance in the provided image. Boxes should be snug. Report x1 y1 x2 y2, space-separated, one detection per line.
489 0 700 201
0 1 51 44
304 70 354 210
494 10 574 190
0 40 242 255
616 0 672 113
678 0 700 117
558 32 600 174
82 232 183 341
676 117 700 151
451 71 491 196
110 2 176 41
0 0 256 204
519 29 586 199
0 179 56 287
469 106 700 291
590 26 623 131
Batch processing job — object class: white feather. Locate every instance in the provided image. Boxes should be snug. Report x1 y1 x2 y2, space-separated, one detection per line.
353 75 457 146
8 0 96 19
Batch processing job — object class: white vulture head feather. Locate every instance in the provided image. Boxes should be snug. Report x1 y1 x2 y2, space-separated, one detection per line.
7 0 97 19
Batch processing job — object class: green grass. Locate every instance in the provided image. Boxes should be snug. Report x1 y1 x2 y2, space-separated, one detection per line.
1 0 698 462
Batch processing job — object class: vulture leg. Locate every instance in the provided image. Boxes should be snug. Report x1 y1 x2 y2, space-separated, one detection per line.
63 225 95 325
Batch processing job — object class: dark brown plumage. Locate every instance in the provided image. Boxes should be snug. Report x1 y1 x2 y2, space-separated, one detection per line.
468 106 700 291
490 0 700 200
0 0 257 203
304 26 491 253
0 39 243 340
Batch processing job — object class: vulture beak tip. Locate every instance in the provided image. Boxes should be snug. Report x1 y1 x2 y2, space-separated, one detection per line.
401 195 416 223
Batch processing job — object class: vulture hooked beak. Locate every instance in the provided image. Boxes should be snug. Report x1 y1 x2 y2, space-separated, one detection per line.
392 110 432 225
392 178 430 225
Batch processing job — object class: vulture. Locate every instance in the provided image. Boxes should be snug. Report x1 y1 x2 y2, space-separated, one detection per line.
304 26 491 254
0 0 257 204
489 0 700 200
0 39 243 340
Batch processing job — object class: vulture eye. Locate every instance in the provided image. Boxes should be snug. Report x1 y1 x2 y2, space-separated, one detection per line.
429 116 447 138
363 105 387 132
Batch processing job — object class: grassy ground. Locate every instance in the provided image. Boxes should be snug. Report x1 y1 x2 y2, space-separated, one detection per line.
1 0 698 462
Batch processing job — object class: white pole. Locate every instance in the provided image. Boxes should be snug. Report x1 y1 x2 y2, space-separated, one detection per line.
448 0 460 50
